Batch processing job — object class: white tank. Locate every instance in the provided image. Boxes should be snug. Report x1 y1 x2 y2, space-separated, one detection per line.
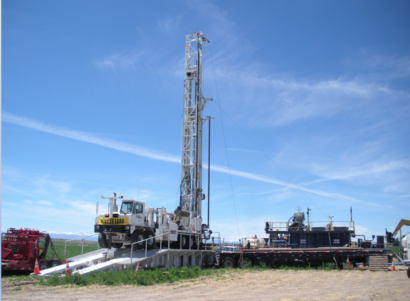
402 233 410 261
402 236 407 248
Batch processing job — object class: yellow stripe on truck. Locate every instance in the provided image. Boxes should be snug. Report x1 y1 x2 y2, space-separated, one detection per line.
97 217 129 225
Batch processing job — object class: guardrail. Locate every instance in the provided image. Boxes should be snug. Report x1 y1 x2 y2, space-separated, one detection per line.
265 221 355 232
129 232 202 265
64 234 99 261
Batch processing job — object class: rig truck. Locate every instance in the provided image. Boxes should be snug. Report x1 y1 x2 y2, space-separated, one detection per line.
94 32 213 250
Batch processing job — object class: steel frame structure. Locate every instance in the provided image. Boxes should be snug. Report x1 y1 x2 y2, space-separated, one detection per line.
179 32 211 217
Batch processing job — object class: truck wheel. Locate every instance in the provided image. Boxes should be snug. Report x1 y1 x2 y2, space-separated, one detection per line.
98 233 108 248
223 257 235 268
237 257 252 268
49 260 60 268
144 230 155 250
131 230 145 250
112 243 123 249
407 266 410 279
39 261 49 271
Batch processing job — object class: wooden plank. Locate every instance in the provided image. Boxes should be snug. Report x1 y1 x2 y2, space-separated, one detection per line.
369 255 389 271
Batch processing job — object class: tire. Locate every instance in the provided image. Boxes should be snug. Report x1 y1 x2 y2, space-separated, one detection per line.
98 233 108 248
144 230 155 250
407 266 410 279
112 243 123 249
131 230 145 250
237 257 252 268
39 261 49 271
223 257 235 268
49 260 60 268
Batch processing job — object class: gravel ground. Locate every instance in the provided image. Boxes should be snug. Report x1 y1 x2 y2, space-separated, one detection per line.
2 268 410 301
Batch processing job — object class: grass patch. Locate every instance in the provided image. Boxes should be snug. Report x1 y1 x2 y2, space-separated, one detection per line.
387 244 400 256
47 243 99 260
5 262 340 288
37 266 228 287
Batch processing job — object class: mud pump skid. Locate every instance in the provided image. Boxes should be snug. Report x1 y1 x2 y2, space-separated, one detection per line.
94 32 213 250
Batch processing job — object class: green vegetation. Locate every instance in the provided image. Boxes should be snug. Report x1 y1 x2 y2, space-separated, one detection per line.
46 243 99 260
4 262 340 287
34 261 338 287
37 266 227 287
387 244 400 256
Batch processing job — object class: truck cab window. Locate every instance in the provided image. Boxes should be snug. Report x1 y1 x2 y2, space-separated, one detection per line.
134 203 143 214
120 202 133 214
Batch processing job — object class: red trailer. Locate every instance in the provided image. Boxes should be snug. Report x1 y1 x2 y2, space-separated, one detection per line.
1 228 62 272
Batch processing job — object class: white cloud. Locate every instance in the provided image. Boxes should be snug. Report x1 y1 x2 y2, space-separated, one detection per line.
95 51 143 70
211 164 380 207
71 200 97 215
181 2 410 128
211 69 407 127
353 225 370 240
32 177 72 195
158 15 182 32
307 159 410 185
344 52 410 79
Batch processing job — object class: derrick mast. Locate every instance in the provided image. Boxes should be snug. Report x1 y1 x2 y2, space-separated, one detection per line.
179 32 211 218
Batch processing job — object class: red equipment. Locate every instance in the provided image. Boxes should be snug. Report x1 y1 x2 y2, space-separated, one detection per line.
1 228 62 272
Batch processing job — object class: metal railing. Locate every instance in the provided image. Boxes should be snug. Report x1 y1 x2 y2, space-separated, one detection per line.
265 221 355 232
64 234 99 261
129 232 202 265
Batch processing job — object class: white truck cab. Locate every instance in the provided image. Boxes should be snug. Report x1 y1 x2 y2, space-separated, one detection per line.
95 197 180 249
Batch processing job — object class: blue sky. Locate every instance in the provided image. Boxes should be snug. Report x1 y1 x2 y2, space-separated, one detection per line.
2 1 410 241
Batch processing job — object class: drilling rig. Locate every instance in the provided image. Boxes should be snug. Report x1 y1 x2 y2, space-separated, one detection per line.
94 32 213 249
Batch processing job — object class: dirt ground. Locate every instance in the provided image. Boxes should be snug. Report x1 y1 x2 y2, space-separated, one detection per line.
2 268 410 301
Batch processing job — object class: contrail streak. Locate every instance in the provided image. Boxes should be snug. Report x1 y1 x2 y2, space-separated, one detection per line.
3 112 373 205
3 112 179 163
